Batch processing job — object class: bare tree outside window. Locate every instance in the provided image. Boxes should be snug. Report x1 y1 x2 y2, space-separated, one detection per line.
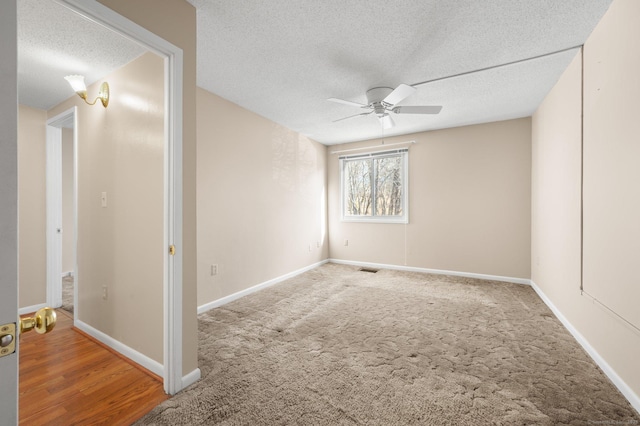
375 156 403 216
342 150 407 222
345 159 372 215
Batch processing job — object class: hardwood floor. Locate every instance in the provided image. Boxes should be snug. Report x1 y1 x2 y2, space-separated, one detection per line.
19 309 168 425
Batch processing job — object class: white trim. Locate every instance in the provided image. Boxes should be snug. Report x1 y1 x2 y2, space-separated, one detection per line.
75 319 164 378
328 258 532 285
340 217 409 224
72 108 79 324
18 303 48 316
181 368 202 389
529 281 640 414
198 260 329 314
340 149 409 224
164 45 185 397
331 140 415 155
57 0 185 395
46 107 76 311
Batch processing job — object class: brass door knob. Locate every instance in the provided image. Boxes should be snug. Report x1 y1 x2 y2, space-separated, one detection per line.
20 307 57 334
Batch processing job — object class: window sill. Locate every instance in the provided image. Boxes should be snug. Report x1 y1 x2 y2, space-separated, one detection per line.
341 217 408 224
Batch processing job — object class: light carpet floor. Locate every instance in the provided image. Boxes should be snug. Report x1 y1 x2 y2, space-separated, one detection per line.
137 263 639 425
61 275 73 314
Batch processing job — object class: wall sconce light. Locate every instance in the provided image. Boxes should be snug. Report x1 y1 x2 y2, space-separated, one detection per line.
64 75 110 108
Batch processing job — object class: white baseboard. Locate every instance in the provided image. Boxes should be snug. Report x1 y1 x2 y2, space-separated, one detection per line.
328 258 532 285
18 303 48 315
75 319 164 378
182 367 201 389
530 280 640 414
197 259 329 314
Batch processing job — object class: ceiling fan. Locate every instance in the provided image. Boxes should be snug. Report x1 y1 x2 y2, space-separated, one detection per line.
328 84 442 129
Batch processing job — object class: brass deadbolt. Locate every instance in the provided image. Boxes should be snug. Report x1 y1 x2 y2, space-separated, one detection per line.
0 323 16 357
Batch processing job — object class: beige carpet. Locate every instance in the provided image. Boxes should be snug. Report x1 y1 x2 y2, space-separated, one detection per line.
61 275 74 314
137 263 639 425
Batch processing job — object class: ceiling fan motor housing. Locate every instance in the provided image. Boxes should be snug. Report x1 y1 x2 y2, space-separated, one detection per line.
366 87 393 116
366 87 393 105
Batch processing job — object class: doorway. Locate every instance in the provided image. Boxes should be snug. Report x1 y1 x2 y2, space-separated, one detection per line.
15 0 187 395
45 108 76 318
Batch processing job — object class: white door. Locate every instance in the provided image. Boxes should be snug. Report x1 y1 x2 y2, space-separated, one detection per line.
0 1 19 424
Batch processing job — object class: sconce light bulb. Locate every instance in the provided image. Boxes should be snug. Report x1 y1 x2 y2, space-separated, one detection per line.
64 75 87 94
64 75 109 108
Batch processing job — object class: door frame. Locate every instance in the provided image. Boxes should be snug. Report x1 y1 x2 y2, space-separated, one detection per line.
55 0 185 395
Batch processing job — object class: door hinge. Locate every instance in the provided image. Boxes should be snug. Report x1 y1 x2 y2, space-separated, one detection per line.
169 244 176 256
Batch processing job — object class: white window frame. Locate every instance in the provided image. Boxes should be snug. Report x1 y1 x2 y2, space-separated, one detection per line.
340 148 409 224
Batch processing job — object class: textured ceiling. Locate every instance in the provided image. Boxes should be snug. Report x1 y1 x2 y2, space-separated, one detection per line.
17 0 145 111
18 1 612 145
188 0 612 144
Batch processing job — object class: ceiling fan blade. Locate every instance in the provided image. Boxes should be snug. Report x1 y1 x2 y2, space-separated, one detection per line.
382 84 416 106
379 114 394 129
332 111 373 123
327 97 368 108
392 105 443 114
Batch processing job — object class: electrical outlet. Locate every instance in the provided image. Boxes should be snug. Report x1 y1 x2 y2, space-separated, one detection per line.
102 285 108 300
211 264 218 276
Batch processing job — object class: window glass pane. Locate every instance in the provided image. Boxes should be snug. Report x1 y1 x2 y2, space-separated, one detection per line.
374 156 403 216
340 149 407 223
345 159 372 216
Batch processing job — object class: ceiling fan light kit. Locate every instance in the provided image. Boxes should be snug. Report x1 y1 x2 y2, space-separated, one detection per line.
328 83 442 130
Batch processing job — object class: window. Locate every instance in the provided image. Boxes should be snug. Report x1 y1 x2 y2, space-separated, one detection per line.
340 149 408 223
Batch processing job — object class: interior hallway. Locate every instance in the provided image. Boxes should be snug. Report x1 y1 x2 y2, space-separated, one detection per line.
19 309 167 425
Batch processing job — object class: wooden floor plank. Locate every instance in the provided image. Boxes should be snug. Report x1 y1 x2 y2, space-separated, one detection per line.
19 309 169 425
19 405 69 426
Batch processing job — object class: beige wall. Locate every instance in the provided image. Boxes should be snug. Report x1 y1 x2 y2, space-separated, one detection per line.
582 0 640 330
196 88 328 306
17 105 47 308
328 118 532 279
97 0 198 375
532 0 640 402
531 52 582 307
61 128 74 275
49 52 165 363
